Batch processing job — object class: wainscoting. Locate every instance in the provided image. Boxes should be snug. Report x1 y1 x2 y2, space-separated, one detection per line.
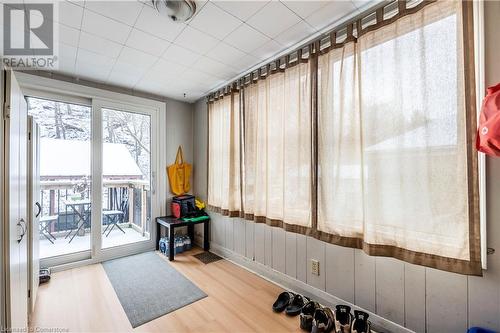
204 212 500 333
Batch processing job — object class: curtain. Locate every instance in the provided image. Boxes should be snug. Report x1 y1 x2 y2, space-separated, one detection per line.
242 62 312 229
317 0 481 274
207 0 480 275
207 92 241 215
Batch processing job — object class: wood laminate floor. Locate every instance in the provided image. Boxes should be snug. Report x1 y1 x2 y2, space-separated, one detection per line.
31 248 301 332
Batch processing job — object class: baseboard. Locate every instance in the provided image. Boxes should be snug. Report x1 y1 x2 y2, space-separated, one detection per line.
210 243 413 333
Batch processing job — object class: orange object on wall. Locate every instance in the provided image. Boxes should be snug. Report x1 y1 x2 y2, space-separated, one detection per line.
167 146 192 195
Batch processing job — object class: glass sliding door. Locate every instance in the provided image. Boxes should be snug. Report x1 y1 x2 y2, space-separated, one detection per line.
27 96 92 260
101 108 152 249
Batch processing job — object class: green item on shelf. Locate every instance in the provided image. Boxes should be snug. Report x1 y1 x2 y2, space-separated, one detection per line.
182 215 210 222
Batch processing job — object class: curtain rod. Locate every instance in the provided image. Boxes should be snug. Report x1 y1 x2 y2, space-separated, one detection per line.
207 0 434 101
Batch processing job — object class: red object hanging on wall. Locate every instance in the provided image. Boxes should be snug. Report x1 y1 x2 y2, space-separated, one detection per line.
476 83 500 156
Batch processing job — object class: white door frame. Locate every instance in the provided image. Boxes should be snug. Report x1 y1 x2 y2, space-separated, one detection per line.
91 98 161 262
15 72 166 269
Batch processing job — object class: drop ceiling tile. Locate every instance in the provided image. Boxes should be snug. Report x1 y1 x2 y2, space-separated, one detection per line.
188 2 242 40
108 61 147 88
192 56 237 79
212 0 269 22
182 68 217 85
174 26 219 54
76 48 115 81
246 1 301 38
305 1 358 31
143 58 187 82
77 48 116 67
81 9 131 44
67 0 85 8
281 1 329 19
56 1 84 29
117 46 158 69
250 39 283 60
58 23 81 47
162 44 201 67
57 43 77 74
274 20 315 47
134 4 186 42
134 79 169 96
126 28 170 56
230 54 260 72
78 31 123 59
84 1 144 26
223 24 269 54
205 42 247 68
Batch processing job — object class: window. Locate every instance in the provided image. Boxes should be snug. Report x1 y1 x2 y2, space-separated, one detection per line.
207 0 480 275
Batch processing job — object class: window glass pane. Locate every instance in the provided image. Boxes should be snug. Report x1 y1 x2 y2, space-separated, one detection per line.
27 96 92 259
101 108 151 248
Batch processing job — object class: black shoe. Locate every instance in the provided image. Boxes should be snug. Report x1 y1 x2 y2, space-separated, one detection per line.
272 291 295 312
300 300 321 331
312 307 335 333
285 294 309 316
351 310 370 333
334 305 352 333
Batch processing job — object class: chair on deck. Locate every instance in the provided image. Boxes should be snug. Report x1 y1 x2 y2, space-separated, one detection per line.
102 210 125 237
40 215 58 244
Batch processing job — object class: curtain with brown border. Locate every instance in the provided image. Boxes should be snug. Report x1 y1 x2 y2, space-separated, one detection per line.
207 0 480 275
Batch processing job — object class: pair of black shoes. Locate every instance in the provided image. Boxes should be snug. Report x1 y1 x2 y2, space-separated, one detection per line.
272 291 310 316
301 303 372 333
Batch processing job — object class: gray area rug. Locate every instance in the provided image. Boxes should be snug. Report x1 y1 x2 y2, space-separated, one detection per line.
102 251 207 328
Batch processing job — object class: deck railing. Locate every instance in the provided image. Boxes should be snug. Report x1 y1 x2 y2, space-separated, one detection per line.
40 179 151 236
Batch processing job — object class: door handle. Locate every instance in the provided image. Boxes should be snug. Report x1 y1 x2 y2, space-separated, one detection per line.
17 218 26 243
35 202 42 218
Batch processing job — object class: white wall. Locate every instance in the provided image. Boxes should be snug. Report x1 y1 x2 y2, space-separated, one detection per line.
192 3 500 332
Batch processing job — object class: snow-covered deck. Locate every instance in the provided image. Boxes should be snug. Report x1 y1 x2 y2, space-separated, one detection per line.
40 227 149 259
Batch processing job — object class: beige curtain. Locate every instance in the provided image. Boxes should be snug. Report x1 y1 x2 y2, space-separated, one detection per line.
318 1 481 274
207 92 241 215
242 62 312 229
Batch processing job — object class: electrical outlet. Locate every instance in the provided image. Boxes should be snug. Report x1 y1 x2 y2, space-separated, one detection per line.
311 259 320 276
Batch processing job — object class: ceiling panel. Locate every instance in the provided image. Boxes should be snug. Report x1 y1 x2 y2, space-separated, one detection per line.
223 23 269 53
188 2 242 40
274 20 315 47
84 1 144 26
117 46 158 70
250 39 282 59
76 49 115 82
281 1 329 19
78 31 123 59
173 25 220 54
81 9 132 44
245 1 301 38
56 1 84 29
58 23 81 47
192 56 238 79
205 42 247 68
57 43 77 74
108 61 148 88
305 1 359 31
125 28 171 56
212 0 269 22
162 44 202 67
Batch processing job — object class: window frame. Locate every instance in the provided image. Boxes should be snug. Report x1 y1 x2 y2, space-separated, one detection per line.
16 71 166 269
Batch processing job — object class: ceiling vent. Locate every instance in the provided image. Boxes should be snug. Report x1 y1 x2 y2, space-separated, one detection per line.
152 0 197 22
